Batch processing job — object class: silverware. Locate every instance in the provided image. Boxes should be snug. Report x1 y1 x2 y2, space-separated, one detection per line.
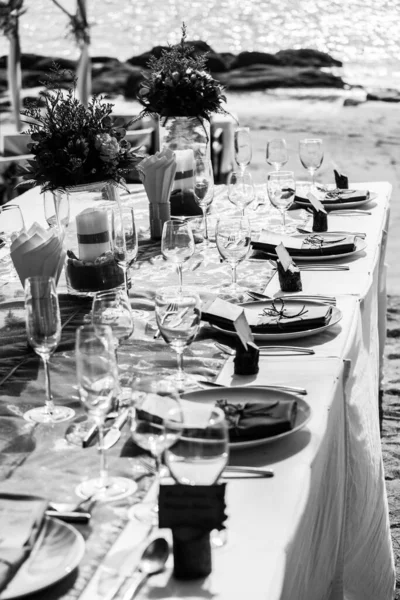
299 265 349 271
45 510 91 524
247 290 337 305
332 210 371 216
223 466 274 477
197 379 307 395
297 227 366 239
103 408 130 450
214 342 314 356
118 538 169 600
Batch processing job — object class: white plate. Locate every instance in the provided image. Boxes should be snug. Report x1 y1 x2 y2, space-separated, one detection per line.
295 191 377 210
0 517 85 600
212 299 342 341
258 237 366 262
181 386 311 449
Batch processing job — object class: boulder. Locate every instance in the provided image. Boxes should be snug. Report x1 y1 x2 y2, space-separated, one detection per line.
366 88 400 103
275 48 342 68
127 46 168 68
124 69 146 99
217 65 345 90
34 56 76 72
231 51 281 69
92 63 140 96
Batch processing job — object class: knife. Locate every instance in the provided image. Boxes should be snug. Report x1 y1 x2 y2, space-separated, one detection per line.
102 409 130 451
45 510 91 524
197 379 307 395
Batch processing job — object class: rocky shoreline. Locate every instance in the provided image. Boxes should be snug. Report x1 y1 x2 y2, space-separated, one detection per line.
0 41 399 112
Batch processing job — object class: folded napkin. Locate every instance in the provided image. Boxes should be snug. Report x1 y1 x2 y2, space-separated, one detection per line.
0 494 48 592
295 189 369 204
252 231 356 256
216 399 297 441
10 223 66 286
333 170 349 189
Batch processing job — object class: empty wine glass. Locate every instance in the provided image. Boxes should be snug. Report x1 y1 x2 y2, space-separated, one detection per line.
193 157 214 248
23 276 75 423
161 220 195 291
299 138 324 189
267 171 296 234
111 204 138 293
216 216 251 302
227 171 255 215
129 377 183 524
92 288 134 352
43 190 70 233
155 287 201 391
75 324 137 501
234 127 252 175
0 204 25 281
266 138 288 171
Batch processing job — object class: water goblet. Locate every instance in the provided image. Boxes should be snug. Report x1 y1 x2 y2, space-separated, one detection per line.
129 377 183 524
161 220 195 292
267 170 296 234
155 287 201 391
75 324 136 501
193 157 214 248
0 204 25 281
23 276 75 423
216 215 251 302
234 127 252 175
227 171 255 216
299 138 324 189
43 190 70 233
266 138 288 171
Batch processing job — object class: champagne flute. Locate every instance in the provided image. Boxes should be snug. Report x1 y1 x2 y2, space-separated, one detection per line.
0 204 25 281
43 190 70 233
155 287 201 391
161 220 195 292
266 138 288 171
23 276 75 423
129 377 183 524
227 171 255 216
216 216 251 302
299 138 324 189
75 324 137 501
111 204 138 294
267 170 296 234
193 157 214 248
234 127 252 175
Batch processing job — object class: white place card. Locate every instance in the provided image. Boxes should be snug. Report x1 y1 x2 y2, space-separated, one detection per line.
307 192 327 214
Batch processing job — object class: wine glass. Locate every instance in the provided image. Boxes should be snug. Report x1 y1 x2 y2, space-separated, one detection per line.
155 287 201 391
193 157 214 248
23 276 75 423
234 127 252 175
216 216 251 302
129 377 183 524
111 204 138 293
75 323 137 501
0 204 25 281
267 171 296 234
161 220 195 291
43 190 70 233
299 138 324 189
227 171 255 215
266 138 288 171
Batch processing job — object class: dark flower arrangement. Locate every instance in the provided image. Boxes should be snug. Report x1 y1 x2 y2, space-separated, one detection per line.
137 23 227 123
21 67 143 192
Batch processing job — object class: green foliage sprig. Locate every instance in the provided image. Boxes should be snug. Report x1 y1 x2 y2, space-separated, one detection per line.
0 0 25 39
21 66 143 192
137 23 227 122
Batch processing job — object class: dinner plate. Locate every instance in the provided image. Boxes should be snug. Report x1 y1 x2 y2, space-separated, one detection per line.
257 237 366 262
0 517 85 600
181 386 311 449
294 191 377 210
211 299 342 341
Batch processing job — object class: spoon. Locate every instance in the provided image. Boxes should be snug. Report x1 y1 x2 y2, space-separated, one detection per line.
121 538 169 600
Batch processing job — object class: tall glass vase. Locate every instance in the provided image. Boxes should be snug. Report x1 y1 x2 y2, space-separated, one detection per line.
61 181 126 296
159 116 210 217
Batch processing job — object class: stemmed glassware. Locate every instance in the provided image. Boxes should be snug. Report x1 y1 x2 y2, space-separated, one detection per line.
234 127 252 175
161 220 195 292
227 171 255 216
75 323 136 501
43 190 70 233
23 276 75 423
193 157 214 248
216 216 251 302
0 204 25 281
129 377 183 524
155 287 201 391
267 171 296 234
266 138 288 171
299 138 324 189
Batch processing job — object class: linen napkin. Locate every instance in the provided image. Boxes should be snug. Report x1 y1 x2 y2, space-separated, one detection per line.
245 302 332 333
216 399 297 441
295 188 369 204
252 231 356 257
10 223 66 286
0 493 48 592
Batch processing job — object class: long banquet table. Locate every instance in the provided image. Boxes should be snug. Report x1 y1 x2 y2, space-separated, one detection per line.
0 181 395 600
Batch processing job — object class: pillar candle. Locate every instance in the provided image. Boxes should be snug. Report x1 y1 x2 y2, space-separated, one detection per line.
76 208 110 261
173 149 194 191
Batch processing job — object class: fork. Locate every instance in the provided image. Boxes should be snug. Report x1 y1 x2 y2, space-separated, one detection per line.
137 455 274 478
214 341 315 356
247 290 337 305
299 265 349 271
297 227 366 239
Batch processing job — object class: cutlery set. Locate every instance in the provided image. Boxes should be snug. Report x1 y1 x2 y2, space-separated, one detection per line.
214 341 314 356
247 290 336 305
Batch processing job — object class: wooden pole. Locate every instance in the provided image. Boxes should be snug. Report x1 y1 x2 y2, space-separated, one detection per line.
8 28 22 131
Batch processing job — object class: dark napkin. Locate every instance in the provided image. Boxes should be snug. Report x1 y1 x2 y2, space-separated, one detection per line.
216 399 297 441
0 493 48 593
250 303 332 333
295 189 369 205
252 233 356 257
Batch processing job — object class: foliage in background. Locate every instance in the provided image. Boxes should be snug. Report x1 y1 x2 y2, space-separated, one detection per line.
0 0 25 39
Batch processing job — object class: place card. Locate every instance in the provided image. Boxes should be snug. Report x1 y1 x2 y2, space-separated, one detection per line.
307 192 327 214
276 242 293 271
202 297 254 349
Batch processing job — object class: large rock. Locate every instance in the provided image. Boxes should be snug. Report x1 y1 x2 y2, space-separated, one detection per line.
275 48 342 68
231 51 281 68
124 68 146 99
128 41 230 73
127 46 168 68
217 65 345 90
92 63 141 96
366 88 400 103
